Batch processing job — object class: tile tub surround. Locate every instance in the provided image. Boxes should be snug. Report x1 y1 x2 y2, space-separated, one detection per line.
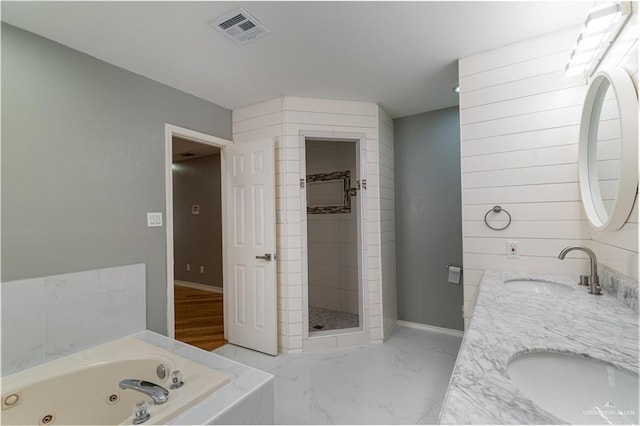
439 270 639 424
1 263 146 376
134 330 274 425
215 325 461 424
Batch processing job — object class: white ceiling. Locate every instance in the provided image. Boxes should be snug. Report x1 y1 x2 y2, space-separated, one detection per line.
1 1 591 118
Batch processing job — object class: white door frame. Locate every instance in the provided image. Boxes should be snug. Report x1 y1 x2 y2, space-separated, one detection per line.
299 130 368 340
164 123 233 338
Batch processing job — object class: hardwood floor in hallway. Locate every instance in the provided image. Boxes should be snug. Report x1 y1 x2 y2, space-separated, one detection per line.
174 284 226 351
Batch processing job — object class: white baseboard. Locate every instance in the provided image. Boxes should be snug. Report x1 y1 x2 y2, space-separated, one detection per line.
396 320 464 338
175 280 223 294
279 348 303 354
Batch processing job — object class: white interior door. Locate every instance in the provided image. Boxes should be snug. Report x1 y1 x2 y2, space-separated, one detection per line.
224 138 277 355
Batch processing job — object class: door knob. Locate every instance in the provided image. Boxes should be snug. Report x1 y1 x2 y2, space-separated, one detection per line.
255 253 272 261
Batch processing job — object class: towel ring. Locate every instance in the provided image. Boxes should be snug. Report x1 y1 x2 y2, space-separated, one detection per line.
484 205 511 230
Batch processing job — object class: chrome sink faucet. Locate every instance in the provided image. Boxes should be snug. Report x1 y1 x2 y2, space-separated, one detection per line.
557 245 602 295
119 379 170 405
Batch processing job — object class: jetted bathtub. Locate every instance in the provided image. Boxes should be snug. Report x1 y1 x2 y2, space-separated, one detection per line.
1 336 230 425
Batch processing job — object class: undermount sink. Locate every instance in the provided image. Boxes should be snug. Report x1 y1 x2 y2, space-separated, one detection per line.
504 279 574 294
508 351 639 424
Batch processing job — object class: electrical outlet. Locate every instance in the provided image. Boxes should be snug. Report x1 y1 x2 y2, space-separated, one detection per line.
506 240 520 259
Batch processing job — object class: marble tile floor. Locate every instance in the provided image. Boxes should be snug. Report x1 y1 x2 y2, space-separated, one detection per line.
214 325 462 424
309 306 360 332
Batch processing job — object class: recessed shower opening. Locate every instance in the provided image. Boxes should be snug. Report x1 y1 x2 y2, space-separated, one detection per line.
303 136 364 337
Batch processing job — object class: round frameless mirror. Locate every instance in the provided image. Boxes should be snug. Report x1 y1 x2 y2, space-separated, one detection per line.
578 68 638 231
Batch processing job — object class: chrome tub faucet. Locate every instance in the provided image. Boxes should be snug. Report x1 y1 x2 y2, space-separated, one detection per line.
119 379 170 405
558 245 602 295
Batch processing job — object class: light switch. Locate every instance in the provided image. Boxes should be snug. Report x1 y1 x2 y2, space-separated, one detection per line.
147 212 163 227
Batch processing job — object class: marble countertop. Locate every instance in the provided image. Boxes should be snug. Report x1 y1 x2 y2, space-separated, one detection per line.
438 270 639 424
133 331 274 424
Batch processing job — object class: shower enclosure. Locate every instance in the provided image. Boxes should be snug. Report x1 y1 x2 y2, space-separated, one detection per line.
304 138 362 334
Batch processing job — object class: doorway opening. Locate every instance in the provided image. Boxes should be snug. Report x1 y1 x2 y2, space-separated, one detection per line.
164 124 232 350
171 136 225 351
303 137 364 336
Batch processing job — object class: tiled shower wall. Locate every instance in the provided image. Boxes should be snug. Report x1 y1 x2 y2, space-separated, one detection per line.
458 6 638 326
306 140 359 315
233 97 390 352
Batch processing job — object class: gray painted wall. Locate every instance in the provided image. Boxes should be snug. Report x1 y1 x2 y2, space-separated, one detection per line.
1 24 232 334
394 107 464 331
173 154 223 287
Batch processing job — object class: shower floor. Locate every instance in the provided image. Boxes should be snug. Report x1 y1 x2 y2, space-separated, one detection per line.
309 306 359 332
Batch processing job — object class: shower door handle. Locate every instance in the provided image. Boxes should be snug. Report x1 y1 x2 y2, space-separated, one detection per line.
255 253 273 261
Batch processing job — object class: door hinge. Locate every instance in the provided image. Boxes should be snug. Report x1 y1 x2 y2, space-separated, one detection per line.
361 179 367 190
300 179 305 188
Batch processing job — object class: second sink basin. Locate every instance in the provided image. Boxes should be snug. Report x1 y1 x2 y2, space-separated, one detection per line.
508 351 639 424
504 279 574 294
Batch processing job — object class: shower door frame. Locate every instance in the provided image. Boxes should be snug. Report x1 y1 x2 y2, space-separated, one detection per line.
300 130 368 342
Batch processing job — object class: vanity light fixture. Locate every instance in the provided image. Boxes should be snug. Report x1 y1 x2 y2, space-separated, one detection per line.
565 1 632 78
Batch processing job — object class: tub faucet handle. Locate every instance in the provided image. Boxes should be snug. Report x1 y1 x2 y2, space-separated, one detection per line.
170 370 184 390
132 400 150 425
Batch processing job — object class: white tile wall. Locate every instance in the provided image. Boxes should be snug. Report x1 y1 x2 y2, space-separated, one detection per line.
378 106 398 338
1 263 146 376
232 96 388 351
458 7 638 326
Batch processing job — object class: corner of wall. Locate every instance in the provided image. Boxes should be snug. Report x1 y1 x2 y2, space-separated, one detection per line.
377 105 398 340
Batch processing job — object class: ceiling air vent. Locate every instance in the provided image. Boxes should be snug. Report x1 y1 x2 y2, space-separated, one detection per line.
211 8 270 45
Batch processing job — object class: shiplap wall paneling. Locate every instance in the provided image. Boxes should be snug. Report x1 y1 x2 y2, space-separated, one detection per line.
458 5 639 328
589 5 638 281
458 26 592 326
